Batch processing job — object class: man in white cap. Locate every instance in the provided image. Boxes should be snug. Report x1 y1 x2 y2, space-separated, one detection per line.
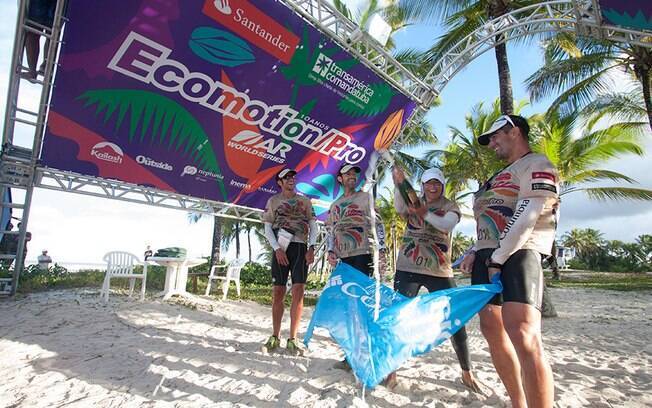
261 168 317 355
460 114 558 408
384 166 483 391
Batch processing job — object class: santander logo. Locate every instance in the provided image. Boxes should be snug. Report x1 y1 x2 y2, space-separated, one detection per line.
90 142 124 164
202 0 300 63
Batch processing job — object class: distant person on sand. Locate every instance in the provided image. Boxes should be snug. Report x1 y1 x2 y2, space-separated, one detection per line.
461 115 559 408
37 250 52 270
261 168 317 356
144 245 153 260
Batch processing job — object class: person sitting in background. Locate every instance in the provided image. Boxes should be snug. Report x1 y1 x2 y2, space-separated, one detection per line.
37 250 52 270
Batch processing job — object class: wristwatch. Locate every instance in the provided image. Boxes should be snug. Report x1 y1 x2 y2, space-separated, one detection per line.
486 258 502 269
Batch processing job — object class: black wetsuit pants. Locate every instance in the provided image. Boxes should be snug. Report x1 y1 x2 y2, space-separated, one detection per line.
394 270 472 371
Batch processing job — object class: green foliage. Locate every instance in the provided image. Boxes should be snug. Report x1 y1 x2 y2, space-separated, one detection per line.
337 82 395 117
547 273 652 291
562 229 652 272
240 261 272 286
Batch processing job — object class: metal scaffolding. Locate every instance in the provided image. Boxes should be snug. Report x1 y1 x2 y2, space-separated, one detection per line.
1 0 651 295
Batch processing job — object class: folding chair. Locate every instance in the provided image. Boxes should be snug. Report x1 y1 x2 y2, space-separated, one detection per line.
100 251 147 302
205 258 246 300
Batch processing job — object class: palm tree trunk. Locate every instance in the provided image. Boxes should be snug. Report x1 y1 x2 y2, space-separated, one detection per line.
247 227 252 263
494 40 514 115
210 215 223 269
235 222 241 258
541 282 557 318
550 240 561 280
635 64 652 132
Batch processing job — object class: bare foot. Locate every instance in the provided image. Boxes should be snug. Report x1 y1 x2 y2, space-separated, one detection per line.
461 370 487 395
382 372 399 391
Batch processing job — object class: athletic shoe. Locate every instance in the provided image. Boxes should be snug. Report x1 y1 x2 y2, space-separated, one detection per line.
261 335 280 353
286 338 304 356
333 358 351 371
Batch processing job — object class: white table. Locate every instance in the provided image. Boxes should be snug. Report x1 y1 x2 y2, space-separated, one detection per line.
146 256 207 300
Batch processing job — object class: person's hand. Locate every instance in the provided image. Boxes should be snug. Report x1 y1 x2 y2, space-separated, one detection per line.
407 204 427 219
327 251 338 267
488 266 501 282
392 166 405 185
305 246 315 265
275 248 289 266
460 251 475 275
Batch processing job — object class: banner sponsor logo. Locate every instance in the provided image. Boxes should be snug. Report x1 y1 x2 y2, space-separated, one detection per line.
135 155 173 171
311 53 374 105
202 0 299 63
181 164 224 180
108 32 367 165
90 142 123 164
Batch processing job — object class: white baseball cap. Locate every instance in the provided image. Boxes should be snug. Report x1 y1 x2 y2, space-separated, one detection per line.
421 168 445 186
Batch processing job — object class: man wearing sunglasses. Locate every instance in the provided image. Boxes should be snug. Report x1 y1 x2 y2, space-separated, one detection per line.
460 114 559 408
261 168 318 355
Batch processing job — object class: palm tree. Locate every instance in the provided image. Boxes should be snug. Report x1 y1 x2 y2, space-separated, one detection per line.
561 228 605 268
401 0 543 115
451 231 475 262
376 191 407 277
529 108 652 202
526 34 652 131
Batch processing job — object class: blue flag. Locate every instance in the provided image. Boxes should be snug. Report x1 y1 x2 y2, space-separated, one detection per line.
304 262 502 388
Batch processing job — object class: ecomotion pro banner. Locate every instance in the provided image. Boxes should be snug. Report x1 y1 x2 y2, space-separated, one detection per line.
599 0 652 31
41 0 417 218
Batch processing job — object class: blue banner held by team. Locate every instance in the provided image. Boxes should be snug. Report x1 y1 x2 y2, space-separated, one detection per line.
304 262 502 388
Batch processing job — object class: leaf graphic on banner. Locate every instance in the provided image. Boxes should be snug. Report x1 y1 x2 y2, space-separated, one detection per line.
337 82 395 118
189 26 255 67
76 89 228 200
280 26 357 107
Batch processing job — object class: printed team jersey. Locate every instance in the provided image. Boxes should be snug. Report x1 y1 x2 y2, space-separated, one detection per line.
262 193 315 243
327 191 375 258
396 197 461 277
473 153 560 255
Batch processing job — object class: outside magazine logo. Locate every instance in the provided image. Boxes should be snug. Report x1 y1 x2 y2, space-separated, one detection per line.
136 155 173 171
90 142 123 164
311 53 374 104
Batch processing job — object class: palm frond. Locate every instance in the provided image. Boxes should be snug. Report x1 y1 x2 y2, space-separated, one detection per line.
581 187 652 201
78 89 227 199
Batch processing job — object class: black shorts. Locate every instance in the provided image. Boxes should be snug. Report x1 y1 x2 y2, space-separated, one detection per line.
271 242 308 286
394 270 457 297
341 254 373 277
471 248 544 310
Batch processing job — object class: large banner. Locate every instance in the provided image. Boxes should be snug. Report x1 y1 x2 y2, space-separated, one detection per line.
41 0 417 218
599 0 652 31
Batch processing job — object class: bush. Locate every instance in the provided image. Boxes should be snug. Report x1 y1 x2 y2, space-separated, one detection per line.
240 261 271 285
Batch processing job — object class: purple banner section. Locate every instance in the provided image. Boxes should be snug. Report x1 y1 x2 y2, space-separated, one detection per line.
40 0 417 218
599 0 652 31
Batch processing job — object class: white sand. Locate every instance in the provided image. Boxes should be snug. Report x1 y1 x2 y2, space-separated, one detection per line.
0 287 650 407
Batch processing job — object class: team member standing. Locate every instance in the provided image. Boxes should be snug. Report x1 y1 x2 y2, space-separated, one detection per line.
326 163 385 370
385 167 483 392
261 168 317 355
461 115 558 408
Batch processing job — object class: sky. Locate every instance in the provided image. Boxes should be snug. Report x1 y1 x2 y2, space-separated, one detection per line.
0 0 650 267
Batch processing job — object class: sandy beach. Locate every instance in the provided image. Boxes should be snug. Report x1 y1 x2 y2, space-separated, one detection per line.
0 287 650 407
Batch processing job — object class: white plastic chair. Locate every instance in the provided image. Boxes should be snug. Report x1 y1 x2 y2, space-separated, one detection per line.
100 251 147 302
205 258 246 300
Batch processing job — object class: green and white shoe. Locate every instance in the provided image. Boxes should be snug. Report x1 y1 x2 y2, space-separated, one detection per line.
286 338 304 356
261 335 280 353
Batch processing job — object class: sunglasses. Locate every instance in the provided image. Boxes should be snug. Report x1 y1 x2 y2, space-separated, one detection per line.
495 115 516 130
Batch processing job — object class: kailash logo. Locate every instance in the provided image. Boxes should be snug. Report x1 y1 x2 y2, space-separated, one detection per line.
312 54 333 77
310 52 374 104
90 142 123 164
